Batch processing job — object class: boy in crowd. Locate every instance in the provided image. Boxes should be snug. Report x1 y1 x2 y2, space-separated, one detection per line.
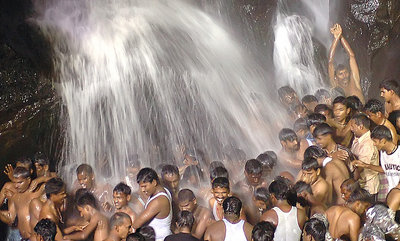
330 96 353 147
105 212 132 241
252 187 270 218
302 218 327 241
293 181 326 217
161 164 180 196
165 211 199 241
380 79 400 116
204 196 253 241
233 159 267 197
302 95 319 112
33 219 57 241
278 86 301 109
113 182 137 224
278 128 308 174
209 177 231 221
63 192 109 241
33 152 57 179
300 157 330 204
251 221 275 241
340 178 360 203
178 189 213 239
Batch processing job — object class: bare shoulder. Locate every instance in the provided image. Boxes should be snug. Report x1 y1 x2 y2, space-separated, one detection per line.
260 208 278 225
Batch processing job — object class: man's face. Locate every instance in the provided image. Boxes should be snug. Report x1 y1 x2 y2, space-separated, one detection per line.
51 188 67 205
282 92 300 107
178 199 196 212
282 138 300 153
304 101 318 113
212 187 229 204
113 191 130 210
77 172 94 190
117 218 132 239
372 138 385 151
163 173 180 194
315 134 331 149
365 111 381 125
336 68 350 86
253 199 267 212
245 171 262 186
77 205 91 221
301 169 319 185
13 177 31 193
34 163 48 177
340 186 352 201
350 121 363 138
380 88 392 101
139 180 157 197
333 103 349 122
127 166 140 179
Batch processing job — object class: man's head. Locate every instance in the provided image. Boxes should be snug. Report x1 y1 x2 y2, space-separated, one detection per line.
268 178 289 204
161 164 180 194
340 178 361 202
76 192 97 221
113 182 131 210
34 219 57 241
347 188 373 216
301 158 321 185
293 181 313 207
137 168 159 197
278 86 300 107
252 221 275 241
209 166 229 183
34 152 50 177
364 99 385 125
16 157 33 175
178 189 197 212
335 64 350 87
380 79 400 102
302 218 326 241
279 128 300 153
45 178 67 205
256 151 277 175
176 210 195 231
304 145 327 165
137 226 155 241
314 104 332 119
253 187 270 212
126 233 145 241
294 118 308 139
350 113 370 138
13 167 32 193
181 165 205 186
76 164 94 190
371 125 393 151
333 96 350 123
302 95 318 112
313 123 334 149
223 196 242 218
306 113 327 134
110 212 132 239
212 177 230 204
244 159 263 186
315 88 332 105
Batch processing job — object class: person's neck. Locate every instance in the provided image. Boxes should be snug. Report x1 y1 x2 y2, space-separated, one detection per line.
391 95 400 105
358 129 368 138
383 142 397 154
275 199 290 208
108 232 121 241
326 141 337 153
179 227 192 234
224 214 240 223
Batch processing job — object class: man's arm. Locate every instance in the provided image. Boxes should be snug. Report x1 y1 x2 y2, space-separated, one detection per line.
132 197 162 229
0 198 16 225
328 24 342 88
348 214 361 241
353 160 384 173
341 36 360 91
63 216 98 240
193 211 212 239
243 222 253 241
387 190 400 211
260 209 278 226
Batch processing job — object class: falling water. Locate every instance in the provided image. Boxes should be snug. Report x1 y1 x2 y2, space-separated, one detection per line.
35 0 289 184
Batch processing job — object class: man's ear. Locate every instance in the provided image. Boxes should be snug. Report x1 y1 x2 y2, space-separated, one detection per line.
346 108 351 115
127 194 131 202
44 165 49 171
316 168 321 176
193 198 197 205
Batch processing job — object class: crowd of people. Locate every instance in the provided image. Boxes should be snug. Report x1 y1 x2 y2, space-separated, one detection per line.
1 23 400 241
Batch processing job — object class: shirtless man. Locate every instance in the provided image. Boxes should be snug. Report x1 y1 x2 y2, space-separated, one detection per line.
33 218 57 241
112 182 137 225
379 79 400 116
38 178 67 240
204 196 253 241
178 189 213 239
278 128 309 175
33 152 57 178
278 86 301 110
328 23 364 103
300 157 330 204
304 145 350 204
293 181 326 217
133 168 172 241
261 179 307 241
161 165 180 196
326 188 372 241
0 167 44 239
329 96 353 147
105 212 132 241
63 192 109 241
387 180 400 212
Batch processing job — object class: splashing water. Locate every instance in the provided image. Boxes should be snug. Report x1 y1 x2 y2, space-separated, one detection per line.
35 0 291 184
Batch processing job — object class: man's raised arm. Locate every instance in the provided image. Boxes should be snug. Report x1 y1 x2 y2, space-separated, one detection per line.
328 24 342 88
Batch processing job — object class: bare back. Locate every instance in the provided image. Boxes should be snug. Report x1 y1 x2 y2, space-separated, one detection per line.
326 206 360 241
325 160 350 204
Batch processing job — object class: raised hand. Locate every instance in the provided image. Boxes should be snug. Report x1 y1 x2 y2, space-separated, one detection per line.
330 23 342 39
4 164 14 180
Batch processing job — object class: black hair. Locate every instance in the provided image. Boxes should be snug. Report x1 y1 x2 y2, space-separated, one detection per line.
209 161 225 172
178 189 196 203
380 79 400 96
254 187 270 203
304 145 327 159
314 104 332 116
182 165 205 184
340 178 361 192
304 218 327 241
126 233 145 241
278 128 298 142
16 157 33 170
364 99 384 114
34 219 57 241
302 95 318 104
161 164 179 178
209 166 229 181
75 188 89 202
278 86 296 100
212 177 230 190
45 178 65 199
294 118 308 132
34 152 49 166
306 113 326 128
77 192 97 209
348 188 373 204
371 125 393 141
333 96 347 106
136 168 159 184
176 210 194 229
314 89 331 102
13 167 31 179
313 123 334 137
137 225 155 241
302 157 320 171
110 212 131 228
256 152 277 170
245 159 262 175
293 181 312 207
223 196 242 216
346 96 363 112
113 182 131 195
269 179 289 200
335 64 348 75
351 113 371 129
76 164 93 175
252 221 275 241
